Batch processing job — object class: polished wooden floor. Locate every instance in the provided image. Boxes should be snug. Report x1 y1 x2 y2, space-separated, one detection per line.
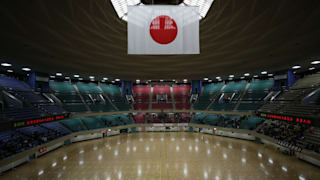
1 132 320 180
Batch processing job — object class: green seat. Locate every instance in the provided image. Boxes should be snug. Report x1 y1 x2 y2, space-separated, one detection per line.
194 83 224 110
89 104 115 112
63 104 88 113
60 118 87 132
81 117 105 130
239 117 265 130
49 81 76 93
76 82 101 94
100 84 130 111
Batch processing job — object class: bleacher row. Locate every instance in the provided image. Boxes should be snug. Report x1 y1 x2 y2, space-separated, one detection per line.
50 81 130 113
259 74 320 118
192 113 320 154
0 114 132 160
194 79 274 111
257 119 320 154
191 113 265 130
2 74 320 122
133 85 191 110
0 76 67 122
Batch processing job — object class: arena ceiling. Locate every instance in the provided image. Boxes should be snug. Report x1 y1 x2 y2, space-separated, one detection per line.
0 0 320 80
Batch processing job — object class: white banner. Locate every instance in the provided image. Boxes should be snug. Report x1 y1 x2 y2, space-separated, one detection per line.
128 5 199 54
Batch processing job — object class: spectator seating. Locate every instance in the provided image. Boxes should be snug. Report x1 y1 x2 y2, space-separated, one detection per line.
0 76 67 122
133 113 146 123
49 81 76 93
192 113 265 130
1 107 47 122
100 84 130 111
76 82 101 94
152 103 173 109
237 80 274 112
0 130 36 160
209 103 235 111
193 83 224 110
239 116 265 130
81 117 105 130
153 85 171 101
259 74 320 118
100 114 132 127
59 118 87 132
63 104 88 113
133 85 151 110
0 76 31 91
40 121 71 136
291 74 320 89
0 113 134 160
173 85 191 109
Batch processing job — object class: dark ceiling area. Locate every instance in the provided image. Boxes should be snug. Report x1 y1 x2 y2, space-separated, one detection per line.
0 0 320 80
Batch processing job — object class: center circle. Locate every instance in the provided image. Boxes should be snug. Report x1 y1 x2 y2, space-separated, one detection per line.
150 15 178 45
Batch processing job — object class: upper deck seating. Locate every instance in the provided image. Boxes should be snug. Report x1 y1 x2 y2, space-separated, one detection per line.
193 83 224 110
133 85 151 110
173 85 191 110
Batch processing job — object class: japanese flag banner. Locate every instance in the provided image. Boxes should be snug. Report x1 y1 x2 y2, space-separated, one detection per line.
128 5 199 55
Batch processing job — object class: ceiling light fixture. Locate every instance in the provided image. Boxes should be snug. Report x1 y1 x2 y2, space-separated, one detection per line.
1 63 12 67
292 65 301 69
56 73 62 76
22 67 31 71
7 69 13 73
309 67 315 70
74 75 80 78
311 61 320 65
244 73 250 76
261 71 267 75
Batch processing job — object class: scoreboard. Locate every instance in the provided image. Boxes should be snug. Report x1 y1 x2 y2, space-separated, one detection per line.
259 113 312 125
12 114 70 128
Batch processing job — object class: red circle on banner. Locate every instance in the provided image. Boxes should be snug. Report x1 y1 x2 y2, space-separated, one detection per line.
150 15 178 45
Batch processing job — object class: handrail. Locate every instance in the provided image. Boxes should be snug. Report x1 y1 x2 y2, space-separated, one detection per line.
70 109 254 118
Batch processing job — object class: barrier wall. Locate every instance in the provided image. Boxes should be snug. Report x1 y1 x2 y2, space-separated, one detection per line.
1 123 319 173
